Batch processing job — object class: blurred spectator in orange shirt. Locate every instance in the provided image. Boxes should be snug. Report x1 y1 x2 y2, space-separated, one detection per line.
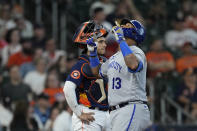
146 39 175 78
1 28 21 66
7 38 33 67
176 42 197 73
44 73 64 105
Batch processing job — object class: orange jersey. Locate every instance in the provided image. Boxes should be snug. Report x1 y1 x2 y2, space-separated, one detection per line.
44 87 64 105
146 51 174 77
7 52 32 67
176 55 197 73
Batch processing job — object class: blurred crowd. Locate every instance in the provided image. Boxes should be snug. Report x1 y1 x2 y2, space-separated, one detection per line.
0 2 77 131
0 0 197 130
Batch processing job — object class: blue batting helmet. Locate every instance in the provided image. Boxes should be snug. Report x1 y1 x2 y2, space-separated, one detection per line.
120 19 145 44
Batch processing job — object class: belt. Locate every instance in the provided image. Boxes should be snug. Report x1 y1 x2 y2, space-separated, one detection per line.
109 100 147 112
89 106 109 111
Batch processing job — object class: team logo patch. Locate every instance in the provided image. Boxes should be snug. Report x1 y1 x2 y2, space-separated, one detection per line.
71 70 80 79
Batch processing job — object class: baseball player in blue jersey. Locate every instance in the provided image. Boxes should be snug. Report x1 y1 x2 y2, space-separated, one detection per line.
86 19 151 131
63 21 111 131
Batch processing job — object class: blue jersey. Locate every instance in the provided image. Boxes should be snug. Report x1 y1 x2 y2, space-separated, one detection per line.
66 54 108 109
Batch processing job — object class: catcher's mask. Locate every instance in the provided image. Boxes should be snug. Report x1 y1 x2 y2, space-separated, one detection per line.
73 21 108 49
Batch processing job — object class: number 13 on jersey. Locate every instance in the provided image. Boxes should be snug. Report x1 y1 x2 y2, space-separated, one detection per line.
112 77 121 89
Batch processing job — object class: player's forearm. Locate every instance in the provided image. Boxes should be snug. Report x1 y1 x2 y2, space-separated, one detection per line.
63 81 81 117
124 54 139 70
120 41 139 70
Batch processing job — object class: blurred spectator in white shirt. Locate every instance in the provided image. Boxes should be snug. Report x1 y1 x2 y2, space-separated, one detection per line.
43 38 66 69
3 4 34 38
1 28 21 66
0 103 13 130
53 101 72 131
24 57 47 95
165 11 197 51
5 4 32 33
14 15 33 38
0 3 12 38
90 0 115 17
92 7 112 31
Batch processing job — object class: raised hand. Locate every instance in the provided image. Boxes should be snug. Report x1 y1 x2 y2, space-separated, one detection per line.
86 37 97 53
112 26 125 44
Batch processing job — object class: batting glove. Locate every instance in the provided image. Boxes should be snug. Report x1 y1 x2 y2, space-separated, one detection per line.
86 37 97 57
112 26 125 44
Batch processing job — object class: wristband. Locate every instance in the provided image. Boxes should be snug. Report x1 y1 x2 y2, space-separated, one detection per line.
120 41 133 57
89 47 97 57
90 55 100 67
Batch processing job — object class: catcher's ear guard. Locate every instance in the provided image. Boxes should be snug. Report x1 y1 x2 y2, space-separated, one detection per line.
73 21 108 49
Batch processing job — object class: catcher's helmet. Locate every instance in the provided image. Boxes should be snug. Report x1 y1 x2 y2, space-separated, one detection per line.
119 19 145 44
73 21 108 48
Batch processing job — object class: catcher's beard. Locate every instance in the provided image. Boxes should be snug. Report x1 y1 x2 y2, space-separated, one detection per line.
97 48 106 56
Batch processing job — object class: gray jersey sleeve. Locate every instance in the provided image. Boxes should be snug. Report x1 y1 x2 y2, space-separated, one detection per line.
131 46 146 66
99 59 109 78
